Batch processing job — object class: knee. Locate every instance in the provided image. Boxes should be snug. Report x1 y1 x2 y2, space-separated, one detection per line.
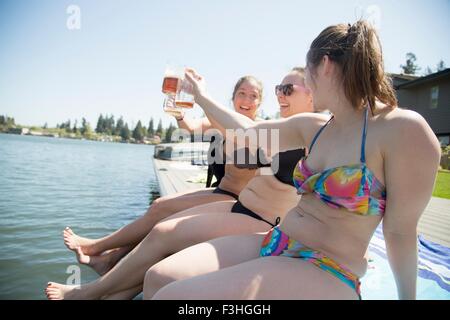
142 220 173 247
146 196 175 222
151 282 179 300
146 197 165 217
143 264 171 300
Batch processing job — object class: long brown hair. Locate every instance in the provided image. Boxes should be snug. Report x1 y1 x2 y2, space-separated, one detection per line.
306 20 397 112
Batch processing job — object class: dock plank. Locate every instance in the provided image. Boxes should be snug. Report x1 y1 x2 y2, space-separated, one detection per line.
153 158 208 196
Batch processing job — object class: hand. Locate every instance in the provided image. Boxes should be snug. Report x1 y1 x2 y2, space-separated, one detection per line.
184 68 207 100
174 109 185 121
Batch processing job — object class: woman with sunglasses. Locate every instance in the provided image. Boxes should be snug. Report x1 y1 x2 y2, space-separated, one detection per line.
61 76 262 276
144 21 440 300
45 68 314 299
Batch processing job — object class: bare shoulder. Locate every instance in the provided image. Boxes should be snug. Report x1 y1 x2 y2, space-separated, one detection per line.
287 112 330 130
376 107 440 156
288 112 332 144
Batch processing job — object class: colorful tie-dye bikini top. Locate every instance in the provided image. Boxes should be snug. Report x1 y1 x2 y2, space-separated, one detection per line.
293 108 386 216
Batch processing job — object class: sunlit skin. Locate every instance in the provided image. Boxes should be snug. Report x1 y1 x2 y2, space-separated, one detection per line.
143 54 440 300
45 72 314 300
59 79 263 277
277 72 313 118
232 80 261 120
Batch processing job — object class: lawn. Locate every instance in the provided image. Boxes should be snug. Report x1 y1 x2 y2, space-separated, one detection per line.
433 170 450 199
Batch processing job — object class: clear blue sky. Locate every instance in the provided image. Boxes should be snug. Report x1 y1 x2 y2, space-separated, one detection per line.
1 0 449 129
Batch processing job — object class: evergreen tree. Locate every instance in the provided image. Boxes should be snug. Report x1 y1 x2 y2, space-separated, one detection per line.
148 118 155 137
43 122 48 129
0 115 5 125
164 123 176 142
120 123 131 141
156 119 163 137
105 114 115 135
437 60 446 72
424 66 434 76
96 114 104 133
400 52 420 75
73 120 78 133
81 118 93 136
115 116 124 136
132 120 144 142
65 119 71 133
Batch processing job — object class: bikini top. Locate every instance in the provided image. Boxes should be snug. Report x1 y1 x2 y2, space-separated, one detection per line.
292 108 386 216
234 148 305 187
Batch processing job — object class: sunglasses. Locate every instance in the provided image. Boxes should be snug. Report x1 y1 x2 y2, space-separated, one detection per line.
275 83 309 96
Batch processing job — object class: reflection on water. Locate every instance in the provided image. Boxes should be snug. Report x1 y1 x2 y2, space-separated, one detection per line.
0 133 159 299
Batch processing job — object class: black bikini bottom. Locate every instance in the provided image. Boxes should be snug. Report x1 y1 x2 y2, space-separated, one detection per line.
212 187 239 200
231 200 280 227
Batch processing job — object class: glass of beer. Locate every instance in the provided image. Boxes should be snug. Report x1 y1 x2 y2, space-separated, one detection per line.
162 64 182 95
163 94 184 118
175 79 195 108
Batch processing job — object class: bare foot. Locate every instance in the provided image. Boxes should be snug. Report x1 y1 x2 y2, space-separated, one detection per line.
45 282 84 300
76 247 121 275
63 227 101 256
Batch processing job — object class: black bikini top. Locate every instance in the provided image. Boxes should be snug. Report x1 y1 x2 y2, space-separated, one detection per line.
233 148 305 186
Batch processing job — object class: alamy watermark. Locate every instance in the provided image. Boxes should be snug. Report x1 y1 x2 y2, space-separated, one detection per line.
168 127 280 175
66 265 81 285
66 5 81 30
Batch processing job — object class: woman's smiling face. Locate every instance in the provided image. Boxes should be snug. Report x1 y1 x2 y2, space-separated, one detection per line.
232 80 262 120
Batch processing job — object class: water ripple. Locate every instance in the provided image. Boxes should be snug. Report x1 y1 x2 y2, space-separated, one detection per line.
0 134 157 299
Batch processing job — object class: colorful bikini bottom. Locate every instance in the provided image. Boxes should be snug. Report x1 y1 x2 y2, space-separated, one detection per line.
260 226 361 299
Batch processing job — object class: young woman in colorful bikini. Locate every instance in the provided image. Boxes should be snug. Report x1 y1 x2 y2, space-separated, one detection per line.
144 21 440 300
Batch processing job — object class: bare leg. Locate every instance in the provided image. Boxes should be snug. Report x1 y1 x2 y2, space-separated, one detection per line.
75 246 133 276
102 285 142 300
143 234 265 299
46 200 272 300
63 188 233 256
153 256 359 300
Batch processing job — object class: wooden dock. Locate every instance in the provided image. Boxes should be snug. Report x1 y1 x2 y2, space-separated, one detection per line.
418 197 450 247
152 151 450 247
153 158 210 197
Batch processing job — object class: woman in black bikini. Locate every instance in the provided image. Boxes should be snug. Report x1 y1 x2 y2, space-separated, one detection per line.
61 76 262 275
46 68 313 299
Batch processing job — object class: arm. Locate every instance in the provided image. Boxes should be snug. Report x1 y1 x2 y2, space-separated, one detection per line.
381 110 441 300
176 116 212 134
186 69 327 152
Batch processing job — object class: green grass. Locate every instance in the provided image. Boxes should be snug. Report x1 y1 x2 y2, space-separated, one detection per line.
433 170 450 199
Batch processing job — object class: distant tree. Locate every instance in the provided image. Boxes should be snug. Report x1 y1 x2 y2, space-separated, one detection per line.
424 66 434 76
104 114 115 135
120 123 131 141
96 114 104 134
65 119 71 133
0 115 5 125
43 122 48 129
148 118 155 137
164 123 176 142
72 120 78 133
156 119 163 137
80 118 93 136
115 116 124 136
400 52 421 75
132 120 144 142
437 60 446 72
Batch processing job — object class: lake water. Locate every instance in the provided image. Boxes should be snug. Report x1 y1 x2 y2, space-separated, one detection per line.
0 133 159 299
